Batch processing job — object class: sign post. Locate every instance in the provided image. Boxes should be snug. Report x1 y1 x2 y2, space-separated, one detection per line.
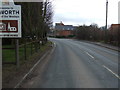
0 1 21 89
0 38 2 90
0 2 2 90
0 1 21 69
15 39 19 67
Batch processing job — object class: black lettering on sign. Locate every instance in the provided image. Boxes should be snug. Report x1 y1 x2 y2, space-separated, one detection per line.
0 10 19 15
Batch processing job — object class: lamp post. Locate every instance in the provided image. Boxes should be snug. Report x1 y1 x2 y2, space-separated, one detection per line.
104 0 108 43
106 0 108 30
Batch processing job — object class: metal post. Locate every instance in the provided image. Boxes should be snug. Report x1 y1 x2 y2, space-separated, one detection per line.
31 41 32 55
118 1 120 24
0 0 2 87
106 0 108 30
105 0 108 42
15 39 19 68
24 39 27 60
0 39 2 90
0 2 2 89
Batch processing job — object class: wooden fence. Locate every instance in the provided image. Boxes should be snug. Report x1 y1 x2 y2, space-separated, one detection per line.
2 38 46 66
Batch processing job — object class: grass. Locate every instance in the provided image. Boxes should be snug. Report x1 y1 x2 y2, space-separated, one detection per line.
2 45 28 63
2 49 16 62
2 41 53 88
2 41 51 63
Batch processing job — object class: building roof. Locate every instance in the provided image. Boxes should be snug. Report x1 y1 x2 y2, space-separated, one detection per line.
110 24 120 30
55 21 64 26
55 22 75 30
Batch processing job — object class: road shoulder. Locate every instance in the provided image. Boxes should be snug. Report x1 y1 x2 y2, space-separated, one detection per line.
74 39 119 52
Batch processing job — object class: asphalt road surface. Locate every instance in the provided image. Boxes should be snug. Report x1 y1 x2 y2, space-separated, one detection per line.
21 38 119 88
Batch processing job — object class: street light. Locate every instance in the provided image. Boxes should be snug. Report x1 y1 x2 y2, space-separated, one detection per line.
106 0 108 30
104 0 108 43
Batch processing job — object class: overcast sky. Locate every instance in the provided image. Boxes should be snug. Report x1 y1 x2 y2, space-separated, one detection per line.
52 0 120 27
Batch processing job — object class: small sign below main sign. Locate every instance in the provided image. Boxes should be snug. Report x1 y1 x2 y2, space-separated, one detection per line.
0 4 21 38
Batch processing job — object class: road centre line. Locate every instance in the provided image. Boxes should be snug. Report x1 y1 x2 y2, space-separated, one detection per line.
85 52 95 59
102 65 120 79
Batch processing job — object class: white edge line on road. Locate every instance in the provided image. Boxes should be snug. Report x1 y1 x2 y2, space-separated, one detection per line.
14 51 49 88
14 42 56 88
54 42 56 48
86 52 95 59
102 65 120 79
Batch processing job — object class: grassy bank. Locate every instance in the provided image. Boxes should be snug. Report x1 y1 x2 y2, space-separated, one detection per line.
2 41 53 88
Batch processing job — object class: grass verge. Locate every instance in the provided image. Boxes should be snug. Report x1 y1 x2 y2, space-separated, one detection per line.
2 41 53 88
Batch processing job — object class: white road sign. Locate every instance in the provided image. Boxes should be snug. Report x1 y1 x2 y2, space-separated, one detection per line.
0 4 21 38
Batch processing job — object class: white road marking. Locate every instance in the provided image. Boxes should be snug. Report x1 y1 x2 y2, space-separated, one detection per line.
54 43 56 47
14 43 56 88
86 52 95 59
102 65 120 79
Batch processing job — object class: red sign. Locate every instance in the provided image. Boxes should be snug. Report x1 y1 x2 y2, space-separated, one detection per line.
0 20 18 33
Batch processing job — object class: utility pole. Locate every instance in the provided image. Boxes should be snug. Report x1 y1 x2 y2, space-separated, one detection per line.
106 0 108 30
118 2 120 47
105 0 108 43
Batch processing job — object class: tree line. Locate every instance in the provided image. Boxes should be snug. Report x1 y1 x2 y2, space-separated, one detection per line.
75 23 119 46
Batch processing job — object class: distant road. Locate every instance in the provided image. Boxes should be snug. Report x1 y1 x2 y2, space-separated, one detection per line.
21 38 119 88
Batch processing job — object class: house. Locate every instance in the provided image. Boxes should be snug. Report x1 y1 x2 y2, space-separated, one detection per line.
54 22 75 37
109 24 120 30
109 24 120 35
108 24 120 43
56 30 74 37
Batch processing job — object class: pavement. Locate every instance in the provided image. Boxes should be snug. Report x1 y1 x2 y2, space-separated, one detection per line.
78 40 120 52
18 38 119 88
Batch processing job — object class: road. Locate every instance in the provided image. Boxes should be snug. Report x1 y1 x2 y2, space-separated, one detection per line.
21 38 119 88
